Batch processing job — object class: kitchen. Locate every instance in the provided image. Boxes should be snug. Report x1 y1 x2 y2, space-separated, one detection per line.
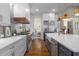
0 3 79 56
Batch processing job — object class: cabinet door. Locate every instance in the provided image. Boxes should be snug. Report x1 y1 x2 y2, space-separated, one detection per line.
58 44 72 56
44 38 51 55
51 39 58 56
14 38 26 56
0 45 14 56
45 38 50 49
0 49 13 56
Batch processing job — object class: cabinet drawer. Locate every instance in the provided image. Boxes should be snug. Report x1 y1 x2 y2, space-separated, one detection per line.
0 45 14 56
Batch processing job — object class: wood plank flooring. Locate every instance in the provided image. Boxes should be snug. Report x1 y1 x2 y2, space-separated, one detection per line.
24 38 50 56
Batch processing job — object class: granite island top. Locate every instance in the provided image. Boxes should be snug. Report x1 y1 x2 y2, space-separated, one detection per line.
45 33 79 52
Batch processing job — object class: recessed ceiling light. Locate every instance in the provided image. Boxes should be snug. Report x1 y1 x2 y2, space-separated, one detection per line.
52 9 55 12
25 8 30 12
35 9 39 12
10 3 13 8
10 3 13 6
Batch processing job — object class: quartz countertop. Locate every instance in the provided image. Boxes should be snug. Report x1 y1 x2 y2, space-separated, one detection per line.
0 35 26 50
45 33 79 52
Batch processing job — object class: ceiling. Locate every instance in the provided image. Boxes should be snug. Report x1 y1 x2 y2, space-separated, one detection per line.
29 3 79 15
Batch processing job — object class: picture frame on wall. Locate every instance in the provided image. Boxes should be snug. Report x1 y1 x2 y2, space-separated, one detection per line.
3 26 12 37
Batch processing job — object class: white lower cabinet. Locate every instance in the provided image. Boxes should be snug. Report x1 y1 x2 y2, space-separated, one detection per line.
0 45 14 56
1 49 13 56
0 36 26 56
14 37 26 56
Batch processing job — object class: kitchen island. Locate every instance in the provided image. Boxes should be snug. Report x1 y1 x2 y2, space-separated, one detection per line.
0 35 27 56
45 33 79 56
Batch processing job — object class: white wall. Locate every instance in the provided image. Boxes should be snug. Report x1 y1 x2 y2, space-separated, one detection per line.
0 3 11 35
0 3 10 26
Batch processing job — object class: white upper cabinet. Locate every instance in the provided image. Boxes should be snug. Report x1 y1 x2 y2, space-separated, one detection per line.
43 13 56 21
43 14 50 21
49 13 56 21
43 13 57 32
0 3 11 26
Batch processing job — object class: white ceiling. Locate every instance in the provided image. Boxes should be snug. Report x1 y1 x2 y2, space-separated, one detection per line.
29 3 79 15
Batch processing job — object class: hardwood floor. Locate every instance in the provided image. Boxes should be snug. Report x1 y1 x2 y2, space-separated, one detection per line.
24 38 50 56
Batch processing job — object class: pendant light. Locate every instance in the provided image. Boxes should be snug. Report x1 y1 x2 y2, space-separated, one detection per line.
63 12 68 19
75 7 79 16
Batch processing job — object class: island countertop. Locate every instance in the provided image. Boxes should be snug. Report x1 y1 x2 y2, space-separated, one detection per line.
0 35 26 50
45 33 79 52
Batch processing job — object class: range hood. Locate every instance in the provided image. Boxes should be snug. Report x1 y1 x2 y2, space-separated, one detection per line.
13 17 30 24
